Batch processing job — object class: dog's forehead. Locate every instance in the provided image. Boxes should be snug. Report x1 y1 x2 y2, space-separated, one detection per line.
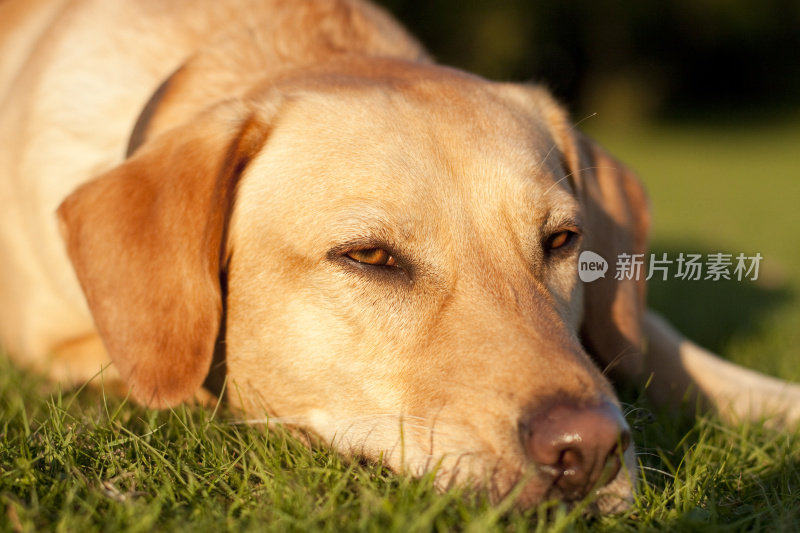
262 68 571 195
236 67 579 256
285 72 551 151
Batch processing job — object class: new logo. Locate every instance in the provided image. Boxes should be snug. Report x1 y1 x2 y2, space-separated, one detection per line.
578 251 608 282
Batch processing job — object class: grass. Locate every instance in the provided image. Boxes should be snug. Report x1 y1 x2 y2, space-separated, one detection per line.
586 115 800 381
3 118 800 531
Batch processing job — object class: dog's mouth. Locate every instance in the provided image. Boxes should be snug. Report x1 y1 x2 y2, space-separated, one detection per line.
503 449 636 514
416 433 637 513
257 401 637 512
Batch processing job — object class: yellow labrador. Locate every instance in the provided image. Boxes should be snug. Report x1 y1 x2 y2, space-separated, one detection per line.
2 0 798 512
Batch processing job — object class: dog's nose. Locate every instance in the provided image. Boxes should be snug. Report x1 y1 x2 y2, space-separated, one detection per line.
519 402 631 500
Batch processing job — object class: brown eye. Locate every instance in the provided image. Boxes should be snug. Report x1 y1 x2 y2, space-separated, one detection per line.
346 248 397 267
546 230 576 251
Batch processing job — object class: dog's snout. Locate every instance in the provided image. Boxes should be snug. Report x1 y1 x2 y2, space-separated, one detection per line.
520 402 631 500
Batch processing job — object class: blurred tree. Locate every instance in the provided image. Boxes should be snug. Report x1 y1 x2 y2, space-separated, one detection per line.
376 0 800 122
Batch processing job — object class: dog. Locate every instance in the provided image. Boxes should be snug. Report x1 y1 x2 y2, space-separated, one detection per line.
2 0 799 512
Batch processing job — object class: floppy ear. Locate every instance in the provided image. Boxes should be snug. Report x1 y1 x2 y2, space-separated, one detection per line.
503 84 650 380
565 132 650 381
57 101 272 407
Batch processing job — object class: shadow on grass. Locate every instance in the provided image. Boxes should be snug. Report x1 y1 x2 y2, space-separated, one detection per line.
716 455 800 527
644 240 793 355
616 388 800 530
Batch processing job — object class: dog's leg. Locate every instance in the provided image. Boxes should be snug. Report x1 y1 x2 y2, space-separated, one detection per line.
45 333 122 390
44 334 218 405
643 310 800 426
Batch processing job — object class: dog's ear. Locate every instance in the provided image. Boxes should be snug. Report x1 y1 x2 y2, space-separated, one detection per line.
568 132 650 380
527 87 650 379
57 101 272 407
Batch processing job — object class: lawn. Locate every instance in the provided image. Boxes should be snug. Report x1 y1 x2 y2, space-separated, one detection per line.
2 119 799 531
587 116 800 382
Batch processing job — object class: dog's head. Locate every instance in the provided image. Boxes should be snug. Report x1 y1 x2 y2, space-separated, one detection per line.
58 58 648 511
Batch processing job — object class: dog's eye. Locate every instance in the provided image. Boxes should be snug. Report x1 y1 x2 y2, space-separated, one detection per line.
346 248 397 267
545 230 577 252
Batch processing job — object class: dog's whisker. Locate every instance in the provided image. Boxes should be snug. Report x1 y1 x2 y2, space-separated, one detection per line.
233 412 469 443
233 412 433 425
543 171 577 196
637 465 675 480
231 416 310 426
338 413 432 423
573 112 599 128
543 164 617 197
534 112 597 177
599 346 639 377
633 450 663 461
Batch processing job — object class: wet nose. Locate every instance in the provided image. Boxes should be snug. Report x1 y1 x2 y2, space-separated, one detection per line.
519 401 631 500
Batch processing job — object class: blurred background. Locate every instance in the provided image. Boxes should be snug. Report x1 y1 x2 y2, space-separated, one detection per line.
378 0 800 124
377 0 800 379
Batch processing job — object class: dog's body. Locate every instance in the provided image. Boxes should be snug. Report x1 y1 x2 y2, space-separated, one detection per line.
2 0 799 512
